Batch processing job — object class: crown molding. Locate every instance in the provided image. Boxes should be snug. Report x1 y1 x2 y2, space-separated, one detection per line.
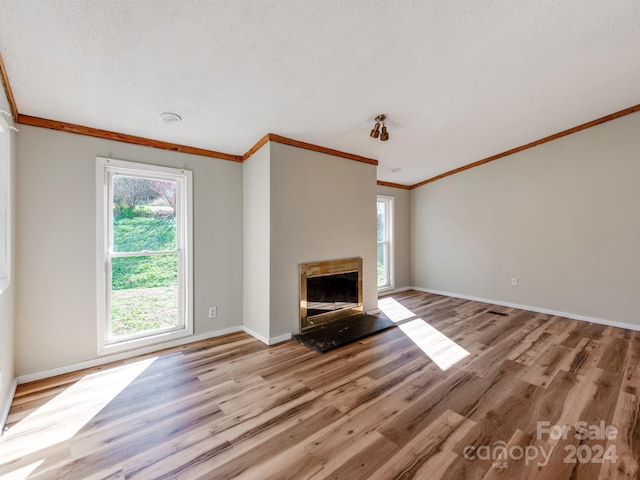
17 114 243 162
0 52 18 122
376 180 411 190
410 103 640 189
242 133 271 161
242 133 379 166
14 102 640 181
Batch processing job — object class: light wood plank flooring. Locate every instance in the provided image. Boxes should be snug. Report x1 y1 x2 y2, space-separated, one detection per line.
1 291 639 479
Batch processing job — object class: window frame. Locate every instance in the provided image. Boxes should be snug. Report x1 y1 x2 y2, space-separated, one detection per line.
96 157 193 355
377 194 395 292
0 116 11 293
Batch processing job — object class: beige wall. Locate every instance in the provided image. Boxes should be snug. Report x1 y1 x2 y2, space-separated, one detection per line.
0 88 16 425
269 142 378 337
376 185 411 290
15 126 244 376
242 143 271 339
411 111 640 326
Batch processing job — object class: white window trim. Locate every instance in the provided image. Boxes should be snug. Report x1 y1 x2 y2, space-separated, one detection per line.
0 116 11 293
96 157 193 355
377 195 395 292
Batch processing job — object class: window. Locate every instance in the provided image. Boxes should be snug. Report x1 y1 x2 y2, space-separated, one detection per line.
96 158 192 354
0 115 11 293
377 195 394 291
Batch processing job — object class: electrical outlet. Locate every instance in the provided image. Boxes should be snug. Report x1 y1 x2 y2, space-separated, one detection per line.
511 278 518 286
208 306 217 319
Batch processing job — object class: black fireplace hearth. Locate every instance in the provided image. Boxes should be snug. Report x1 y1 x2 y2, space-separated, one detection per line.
292 313 395 353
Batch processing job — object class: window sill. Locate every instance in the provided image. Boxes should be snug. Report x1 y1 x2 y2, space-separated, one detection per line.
98 327 193 356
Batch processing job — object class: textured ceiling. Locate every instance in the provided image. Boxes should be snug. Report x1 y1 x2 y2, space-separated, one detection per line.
1 0 639 185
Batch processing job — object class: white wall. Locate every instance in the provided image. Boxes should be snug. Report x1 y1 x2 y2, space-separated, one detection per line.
411 110 640 326
0 88 16 427
269 142 378 337
15 126 244 376
376 185 411 290
242 143 271 339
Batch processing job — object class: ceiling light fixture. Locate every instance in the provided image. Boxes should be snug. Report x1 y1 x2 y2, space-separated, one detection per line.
370 114 389 142
160 112 182 124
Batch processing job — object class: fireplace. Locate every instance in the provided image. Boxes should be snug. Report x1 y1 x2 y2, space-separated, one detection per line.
299 257 363 332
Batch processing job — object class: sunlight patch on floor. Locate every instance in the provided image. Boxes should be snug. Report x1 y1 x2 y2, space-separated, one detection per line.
0 459 45 480
0 357 157 469
399 319 470 371
378 297 416 323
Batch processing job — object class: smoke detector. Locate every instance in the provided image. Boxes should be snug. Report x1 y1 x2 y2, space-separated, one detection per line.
160 112 182 124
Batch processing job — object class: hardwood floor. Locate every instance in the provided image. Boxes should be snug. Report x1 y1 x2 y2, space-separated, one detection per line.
1 291 639 479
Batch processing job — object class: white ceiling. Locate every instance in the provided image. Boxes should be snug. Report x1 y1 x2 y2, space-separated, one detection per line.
1 0 639 185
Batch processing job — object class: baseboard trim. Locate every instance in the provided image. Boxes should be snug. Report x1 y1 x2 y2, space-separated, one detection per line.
0 378 17 435
243 327 292 345
17 326 244 384
242 326 269 344
411 287 640 332
269 332 293 345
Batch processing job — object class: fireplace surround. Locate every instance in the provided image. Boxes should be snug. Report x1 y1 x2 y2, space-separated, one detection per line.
299 257 363 332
